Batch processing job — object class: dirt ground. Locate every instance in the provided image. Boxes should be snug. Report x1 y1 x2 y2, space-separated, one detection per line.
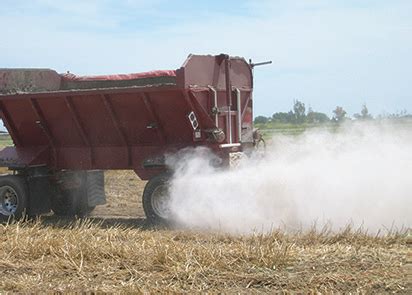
91 170 146 218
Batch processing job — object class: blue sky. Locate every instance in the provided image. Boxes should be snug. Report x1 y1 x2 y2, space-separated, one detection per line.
1 0 411 118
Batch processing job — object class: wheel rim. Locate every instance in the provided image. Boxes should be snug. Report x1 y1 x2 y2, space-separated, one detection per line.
151 184 171 219
0 185 19 216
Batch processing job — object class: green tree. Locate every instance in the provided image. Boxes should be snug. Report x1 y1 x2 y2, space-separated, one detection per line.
293 100 306 124
354 104 372 120
307 111 330 123
272 111 294 123
254 116 269 124
332 106 347 123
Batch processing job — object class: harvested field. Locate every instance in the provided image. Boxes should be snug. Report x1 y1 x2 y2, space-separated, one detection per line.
92 170 146 218
0 170 411 293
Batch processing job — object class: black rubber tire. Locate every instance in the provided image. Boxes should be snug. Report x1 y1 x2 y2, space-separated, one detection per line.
0 175 29 220
51 188 92 217
51 170 104 218
85 206 96 215
142 173 172 225
51 188 79 216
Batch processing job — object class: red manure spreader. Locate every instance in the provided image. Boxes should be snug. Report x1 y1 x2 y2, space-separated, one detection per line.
0 54 261 223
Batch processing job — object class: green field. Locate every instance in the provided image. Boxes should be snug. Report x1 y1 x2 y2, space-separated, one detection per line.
0 134 12 148
255 118 412 138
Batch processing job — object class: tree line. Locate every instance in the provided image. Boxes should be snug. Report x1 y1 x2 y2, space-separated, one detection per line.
254 100 411 125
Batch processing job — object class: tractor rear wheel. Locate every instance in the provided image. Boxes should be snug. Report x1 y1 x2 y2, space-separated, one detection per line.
142 173 172 225
0 175 28 220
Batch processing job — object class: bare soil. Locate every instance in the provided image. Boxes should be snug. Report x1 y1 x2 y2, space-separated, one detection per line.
91 170 146 218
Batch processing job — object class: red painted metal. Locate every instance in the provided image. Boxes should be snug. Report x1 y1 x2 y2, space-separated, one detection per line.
64 96 93 166
141 92 167 145
101 94 132 167
0 54 254 180
29 98 57 166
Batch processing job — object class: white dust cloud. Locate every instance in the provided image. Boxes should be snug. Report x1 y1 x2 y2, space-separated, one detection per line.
167 122 412 234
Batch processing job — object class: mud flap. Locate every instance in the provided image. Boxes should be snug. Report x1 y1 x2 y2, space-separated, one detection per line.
27 174 52 215
26 167 52 216
86 171 106 207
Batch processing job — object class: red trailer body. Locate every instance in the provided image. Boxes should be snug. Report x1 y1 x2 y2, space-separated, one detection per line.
0 54 254 178
0 54 255 222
